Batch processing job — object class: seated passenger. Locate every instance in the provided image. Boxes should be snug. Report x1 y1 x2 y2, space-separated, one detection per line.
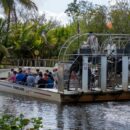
16 70 26 84
37 73 47 88
8 71 17 83
8 68 14 79
36 69 40 74
26 74 35 87
47 77 54 88
45 69 49 75
44 73 54 88
22 70 28 84
27 68 32 75
48 72 54 81
35 71 42 84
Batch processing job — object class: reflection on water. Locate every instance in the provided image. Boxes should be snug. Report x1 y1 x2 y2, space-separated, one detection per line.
0 92 130 130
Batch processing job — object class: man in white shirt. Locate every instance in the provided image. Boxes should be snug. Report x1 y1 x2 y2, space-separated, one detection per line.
86 33 99 54
105 43 117 55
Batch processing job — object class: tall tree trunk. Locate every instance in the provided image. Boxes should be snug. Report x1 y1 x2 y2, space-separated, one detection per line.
5 8 11 47
0 53 4 64
13 5 18 25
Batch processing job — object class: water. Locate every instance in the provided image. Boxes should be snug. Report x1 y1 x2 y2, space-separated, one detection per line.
0 92 130 130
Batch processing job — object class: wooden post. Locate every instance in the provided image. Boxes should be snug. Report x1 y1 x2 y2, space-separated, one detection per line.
82 56 88 92
101 56 107 92
122 56 128 91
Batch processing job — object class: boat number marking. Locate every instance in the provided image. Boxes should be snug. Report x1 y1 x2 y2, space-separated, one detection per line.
13 86 24 91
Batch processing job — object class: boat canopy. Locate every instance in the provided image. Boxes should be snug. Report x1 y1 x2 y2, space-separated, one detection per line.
58 33 130 62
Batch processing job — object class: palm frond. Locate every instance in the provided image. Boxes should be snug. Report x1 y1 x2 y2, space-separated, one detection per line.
17 0 38 11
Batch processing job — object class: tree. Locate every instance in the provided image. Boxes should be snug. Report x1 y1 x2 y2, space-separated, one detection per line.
85 5 107 33
0 18 9 64
109 1 130 33
65 0 107 33
8 12 62 59
0 0 37 46
65 0 80 20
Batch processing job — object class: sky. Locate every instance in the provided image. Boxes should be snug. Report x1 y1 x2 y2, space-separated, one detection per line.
0 0 116 25
33 0 111 25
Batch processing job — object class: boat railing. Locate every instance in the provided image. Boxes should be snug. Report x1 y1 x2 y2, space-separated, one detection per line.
57 54 130 92
58 33 130 62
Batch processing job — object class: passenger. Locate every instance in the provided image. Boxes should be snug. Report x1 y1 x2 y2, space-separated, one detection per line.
43 73 54 88
94 70 99 86
52 68 58 88
45 69 49 75
35 71 42 84
8 68 14 79
18 68 22 72
27 68 32 75
48 72 54 81
88 66 92 90
69 70 79 90
37 73 47 88
22 69 28 84
86 32 99 54
8 71 17 83
43 73 49 87
16 69 26 84
47 78 54 88
36 69 40 74
91 69 99 87
105 42 117 55
26 74 35 87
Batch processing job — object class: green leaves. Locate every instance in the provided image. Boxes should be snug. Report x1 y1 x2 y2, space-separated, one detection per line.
109 1 130 33
0 114 43 130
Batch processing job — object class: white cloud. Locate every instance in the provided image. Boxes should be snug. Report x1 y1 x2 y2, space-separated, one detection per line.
109 0 116 6
33 0 72 25
40 10 70 25
33 0 108 25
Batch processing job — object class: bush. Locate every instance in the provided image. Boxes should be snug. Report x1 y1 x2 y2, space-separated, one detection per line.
0 114 43 130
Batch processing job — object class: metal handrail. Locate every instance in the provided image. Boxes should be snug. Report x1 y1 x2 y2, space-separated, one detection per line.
58 33 130 62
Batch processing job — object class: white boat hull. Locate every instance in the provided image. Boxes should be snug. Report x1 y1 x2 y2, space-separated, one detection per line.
0 81 61 102
1 80 130 103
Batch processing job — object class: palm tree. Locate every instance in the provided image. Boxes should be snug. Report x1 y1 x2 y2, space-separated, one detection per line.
0 0 37 63
0 0 38 46
0 18 9 63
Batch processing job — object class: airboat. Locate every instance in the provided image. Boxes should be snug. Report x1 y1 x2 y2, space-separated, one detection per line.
0 33 130 103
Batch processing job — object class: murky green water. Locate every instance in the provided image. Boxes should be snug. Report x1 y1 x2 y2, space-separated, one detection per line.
0 92 130 130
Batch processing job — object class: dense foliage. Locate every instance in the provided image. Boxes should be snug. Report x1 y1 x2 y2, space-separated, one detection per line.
0 114 43 130
0 0 130 63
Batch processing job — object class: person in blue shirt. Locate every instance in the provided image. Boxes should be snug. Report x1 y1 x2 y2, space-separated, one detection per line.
16 69 26 84
47 77 54 88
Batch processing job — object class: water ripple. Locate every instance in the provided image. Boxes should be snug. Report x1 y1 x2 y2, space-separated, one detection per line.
0 92 130 130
